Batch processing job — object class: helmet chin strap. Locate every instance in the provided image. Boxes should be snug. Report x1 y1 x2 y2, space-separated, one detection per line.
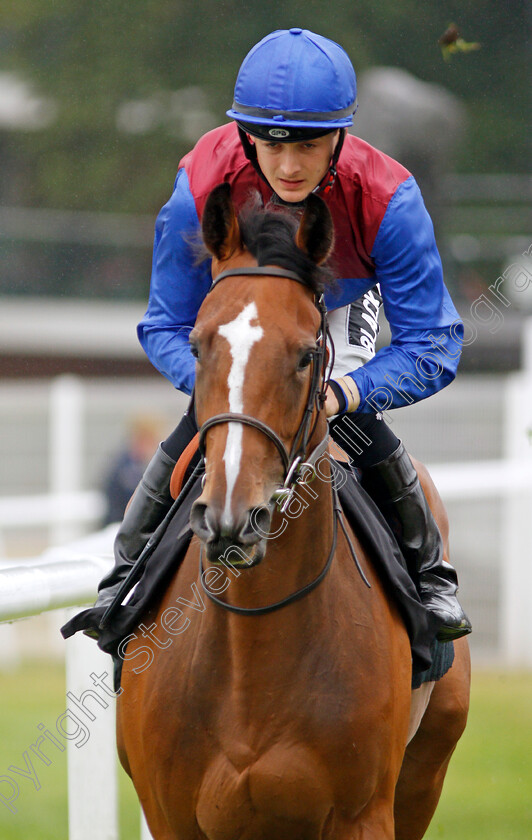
313 128 346 197
237 127 346 206
237 126 273 189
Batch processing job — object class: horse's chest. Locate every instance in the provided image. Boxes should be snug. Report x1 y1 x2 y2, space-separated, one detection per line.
195 742 335 840
149 592 409 837
171 662 390 838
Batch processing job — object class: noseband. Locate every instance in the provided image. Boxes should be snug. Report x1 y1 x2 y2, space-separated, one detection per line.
198 265 331 509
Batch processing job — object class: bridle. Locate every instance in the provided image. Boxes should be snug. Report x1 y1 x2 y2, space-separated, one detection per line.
98 265 367 634
198 265 331 512
99 263 338 632
196 265 371 616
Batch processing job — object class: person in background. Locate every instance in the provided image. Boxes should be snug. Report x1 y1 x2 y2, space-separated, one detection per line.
101 415 164 526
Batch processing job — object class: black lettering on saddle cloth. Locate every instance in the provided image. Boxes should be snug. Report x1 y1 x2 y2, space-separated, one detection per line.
347 286 382 356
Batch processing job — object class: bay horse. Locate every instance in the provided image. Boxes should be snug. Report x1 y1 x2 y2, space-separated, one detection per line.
116 184 470 839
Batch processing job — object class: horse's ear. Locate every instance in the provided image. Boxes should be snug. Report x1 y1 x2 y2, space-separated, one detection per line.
202 183 241 260
295 193 334 265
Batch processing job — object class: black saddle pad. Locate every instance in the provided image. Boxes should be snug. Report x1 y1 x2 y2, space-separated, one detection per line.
334 465 453 686
62 464 452 686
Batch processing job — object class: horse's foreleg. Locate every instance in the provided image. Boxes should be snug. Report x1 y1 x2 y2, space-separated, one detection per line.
117 686 181 840
394 637 471 840
393 458 471 838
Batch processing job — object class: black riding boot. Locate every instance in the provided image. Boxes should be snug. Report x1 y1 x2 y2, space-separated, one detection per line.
360 442 472 642
93 444 176 612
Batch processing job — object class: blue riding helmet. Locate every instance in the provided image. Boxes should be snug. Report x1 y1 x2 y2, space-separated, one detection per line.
227 28 357 138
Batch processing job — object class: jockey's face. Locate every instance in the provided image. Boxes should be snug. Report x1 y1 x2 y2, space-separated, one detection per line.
251 131 340 203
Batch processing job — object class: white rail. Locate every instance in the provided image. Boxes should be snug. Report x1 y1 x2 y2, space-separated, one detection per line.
430 459 532 499
0 526 153 839
2 455 532 645
0 556 111 622
0 491 103 530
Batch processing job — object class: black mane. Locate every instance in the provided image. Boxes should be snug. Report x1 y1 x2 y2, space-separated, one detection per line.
237 203 333 296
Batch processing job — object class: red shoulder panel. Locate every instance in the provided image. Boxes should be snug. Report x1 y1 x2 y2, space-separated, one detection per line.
179 123 269 219
328 135 411 278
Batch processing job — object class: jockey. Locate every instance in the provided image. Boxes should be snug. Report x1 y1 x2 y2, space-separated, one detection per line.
94 28 471 641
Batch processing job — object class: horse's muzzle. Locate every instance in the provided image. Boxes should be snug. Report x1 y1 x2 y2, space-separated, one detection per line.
190 501 272 567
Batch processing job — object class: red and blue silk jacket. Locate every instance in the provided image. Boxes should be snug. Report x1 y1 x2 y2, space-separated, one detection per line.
138 122 463 412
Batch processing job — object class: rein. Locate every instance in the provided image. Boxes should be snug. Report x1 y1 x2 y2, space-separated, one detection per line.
199 486 370 617
199 505 338 616
195 264 369 617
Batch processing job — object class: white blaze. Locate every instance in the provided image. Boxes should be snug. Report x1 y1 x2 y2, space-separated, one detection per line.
218 302 263 523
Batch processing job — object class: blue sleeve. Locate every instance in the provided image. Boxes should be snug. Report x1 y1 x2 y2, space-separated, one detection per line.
348 176 464 412
137 169 212 394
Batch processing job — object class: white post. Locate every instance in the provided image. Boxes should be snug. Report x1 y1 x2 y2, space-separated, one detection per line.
65 615 118 840
500 322 532 664
521 316 532 374
49 375 85 546
49 375 86 658
54 378 117 838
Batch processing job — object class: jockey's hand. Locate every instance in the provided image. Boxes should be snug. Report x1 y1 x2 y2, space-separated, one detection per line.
325 378 361 417
325 386 341 418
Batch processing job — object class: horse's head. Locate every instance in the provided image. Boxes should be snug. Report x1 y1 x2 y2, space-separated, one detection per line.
190 183 334 566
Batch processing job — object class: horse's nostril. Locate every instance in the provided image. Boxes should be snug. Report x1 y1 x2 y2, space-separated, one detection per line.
192 502 271 548
242 506 272 543
190 502 212 540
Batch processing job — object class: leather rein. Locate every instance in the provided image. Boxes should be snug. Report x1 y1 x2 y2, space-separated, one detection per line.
197 265 370 617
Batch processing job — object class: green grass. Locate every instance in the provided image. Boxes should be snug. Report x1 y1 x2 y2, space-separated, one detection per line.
0 661 139 840
0 663 531 838
426 670 532 839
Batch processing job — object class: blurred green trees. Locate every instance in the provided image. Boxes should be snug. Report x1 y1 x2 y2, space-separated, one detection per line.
1 0 528 214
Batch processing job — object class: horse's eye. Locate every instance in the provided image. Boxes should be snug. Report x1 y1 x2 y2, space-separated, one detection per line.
297 351 314 371
190 343 200 360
